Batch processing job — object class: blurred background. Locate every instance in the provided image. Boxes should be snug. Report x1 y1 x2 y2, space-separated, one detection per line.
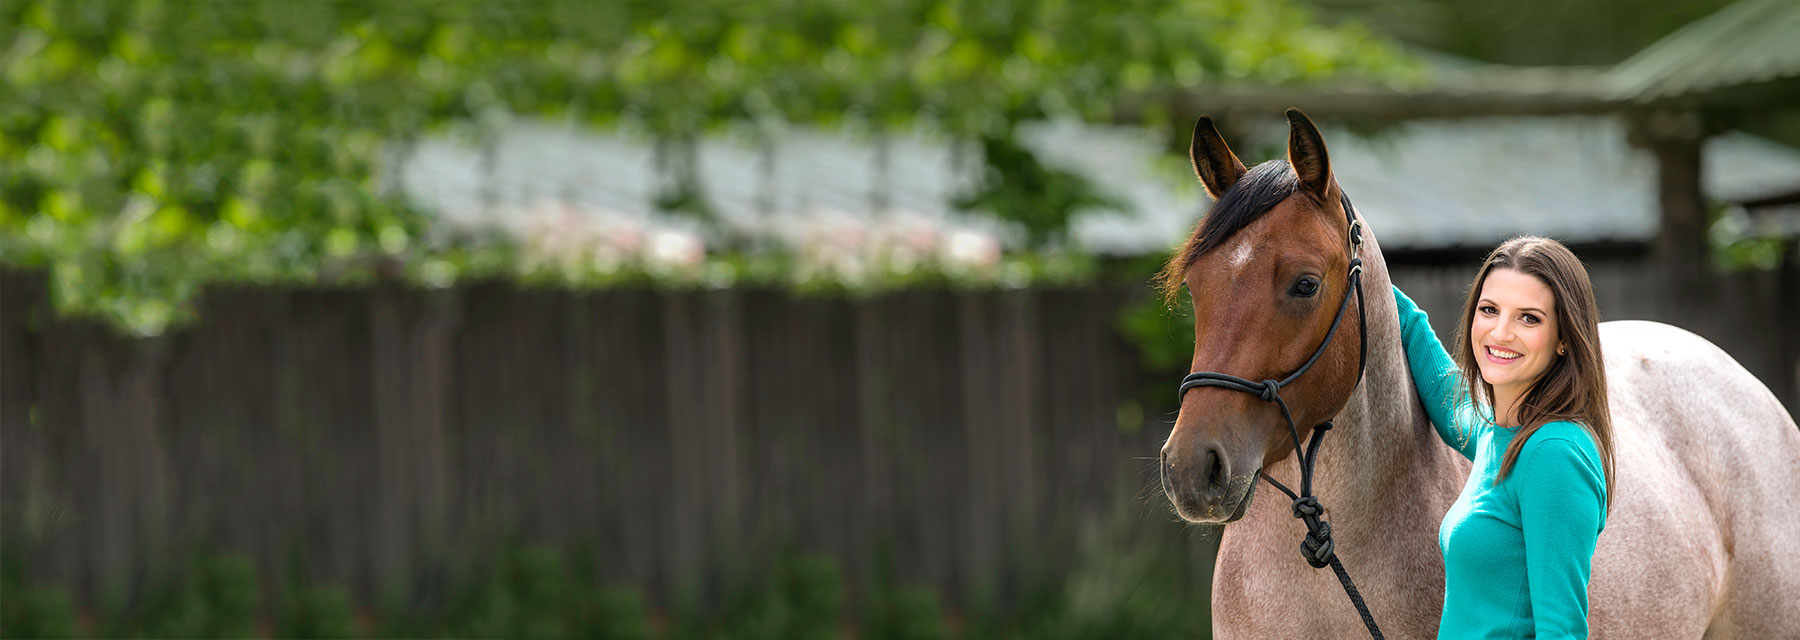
1 1 1795 638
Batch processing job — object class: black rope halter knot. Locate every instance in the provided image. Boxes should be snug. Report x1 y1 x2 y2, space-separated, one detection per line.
1300 520 1335 568
1258 380 1281 402
1290 495 1322 518
1174 193 1383 640
1286 495 1335 568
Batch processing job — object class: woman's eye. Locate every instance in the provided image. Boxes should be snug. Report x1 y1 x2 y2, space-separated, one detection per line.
1521 313 1539 325
1479 305 1497 315
1290 276 1320 297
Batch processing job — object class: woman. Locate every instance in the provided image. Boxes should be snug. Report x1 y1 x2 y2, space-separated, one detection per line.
1392 235 1616 639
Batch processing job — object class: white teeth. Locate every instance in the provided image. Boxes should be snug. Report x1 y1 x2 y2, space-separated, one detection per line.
1487 346 1521 360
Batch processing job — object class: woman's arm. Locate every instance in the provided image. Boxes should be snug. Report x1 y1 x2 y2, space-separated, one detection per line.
1391 285 1478 459
1516 433 1608 640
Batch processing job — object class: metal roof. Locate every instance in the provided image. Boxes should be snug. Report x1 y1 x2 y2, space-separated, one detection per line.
394 116 1800 255
1054 116 1800 253
1608 1 1800 102
1144 2 1800 119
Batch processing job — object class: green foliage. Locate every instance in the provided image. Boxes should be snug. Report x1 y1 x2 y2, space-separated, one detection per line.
1712 234 1787 272
674 551 849 640
854 544 952 640
951 497 1213 640
0 0 1412 336
275 585 357 640
1709 204 1792 272
1034 500 1214 639
955 132 1123 248
438 544 562 639
1 551 80 640
77 550 263 639
861 585 951 640
197 552 261 638
1117 287 1195 375
576 586 657 640
1 586 80 639
17 513 1221 639
508 245 1103 296
429 543 655 640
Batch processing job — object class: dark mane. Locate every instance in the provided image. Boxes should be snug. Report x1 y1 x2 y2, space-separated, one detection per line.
1157 159 1299 301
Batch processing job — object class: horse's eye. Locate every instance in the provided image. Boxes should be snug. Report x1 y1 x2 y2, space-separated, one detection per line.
1290 276 1320 298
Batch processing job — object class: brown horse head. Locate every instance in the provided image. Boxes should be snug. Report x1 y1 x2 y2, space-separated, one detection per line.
1159 109 1365 524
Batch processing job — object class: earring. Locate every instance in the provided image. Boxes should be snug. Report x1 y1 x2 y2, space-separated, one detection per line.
1558 348 1566 355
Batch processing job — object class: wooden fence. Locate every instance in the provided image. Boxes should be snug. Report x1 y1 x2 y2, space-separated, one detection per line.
1 257 1794 614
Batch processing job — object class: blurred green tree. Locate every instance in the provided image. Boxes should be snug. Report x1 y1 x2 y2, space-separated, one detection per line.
0 0 1412 335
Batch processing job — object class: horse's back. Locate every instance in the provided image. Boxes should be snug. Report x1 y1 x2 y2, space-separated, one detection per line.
1594 320 1800 639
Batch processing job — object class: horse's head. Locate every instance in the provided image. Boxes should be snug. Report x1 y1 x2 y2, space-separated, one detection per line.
1159 109 1366 524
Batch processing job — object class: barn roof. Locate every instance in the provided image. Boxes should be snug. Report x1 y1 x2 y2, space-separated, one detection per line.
395 115 1800 256
1607 0 1800 103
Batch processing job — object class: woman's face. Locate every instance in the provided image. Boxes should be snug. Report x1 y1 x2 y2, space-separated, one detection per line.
1471 268 1563 401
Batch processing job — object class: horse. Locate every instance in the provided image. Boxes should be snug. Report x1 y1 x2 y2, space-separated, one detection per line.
1157 108 1800 639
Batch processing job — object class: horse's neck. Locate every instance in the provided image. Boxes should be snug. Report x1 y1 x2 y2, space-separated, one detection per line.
1243 261 1464 553
1211 233 1470 639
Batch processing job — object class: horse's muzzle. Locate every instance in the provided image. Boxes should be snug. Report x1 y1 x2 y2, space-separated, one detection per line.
1161 442 1260 523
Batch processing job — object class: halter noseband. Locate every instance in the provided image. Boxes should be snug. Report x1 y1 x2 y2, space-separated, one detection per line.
1175 192 1382 639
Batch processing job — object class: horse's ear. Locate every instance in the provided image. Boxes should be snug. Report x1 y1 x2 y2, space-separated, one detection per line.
1190 116 1247 200
1285 108 1338 202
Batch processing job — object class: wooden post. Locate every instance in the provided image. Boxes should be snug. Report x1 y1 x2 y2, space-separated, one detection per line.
1630 109 1710 302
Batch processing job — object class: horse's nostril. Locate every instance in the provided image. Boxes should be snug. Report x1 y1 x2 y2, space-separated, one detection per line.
1204 446 1227 493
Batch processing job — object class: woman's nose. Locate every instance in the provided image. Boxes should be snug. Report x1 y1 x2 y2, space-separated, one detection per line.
1486 319 1512 343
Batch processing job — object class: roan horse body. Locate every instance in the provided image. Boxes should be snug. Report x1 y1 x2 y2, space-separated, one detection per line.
1159 109 1800 638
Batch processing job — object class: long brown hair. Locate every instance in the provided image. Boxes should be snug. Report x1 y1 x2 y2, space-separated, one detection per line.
1452 236 1614 509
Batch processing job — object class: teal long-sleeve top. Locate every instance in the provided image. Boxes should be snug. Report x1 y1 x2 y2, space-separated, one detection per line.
1393 285 1607 640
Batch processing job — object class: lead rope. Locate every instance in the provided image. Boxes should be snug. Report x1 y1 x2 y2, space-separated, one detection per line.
1258 417 1383 640
1177 195 1382 639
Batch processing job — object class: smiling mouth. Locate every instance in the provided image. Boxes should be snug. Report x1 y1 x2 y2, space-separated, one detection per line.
1485 345 1523 363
